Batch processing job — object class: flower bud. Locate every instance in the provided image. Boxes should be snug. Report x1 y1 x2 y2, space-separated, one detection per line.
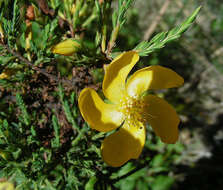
51 39 81 56
0 73 8 79
0 72 9 79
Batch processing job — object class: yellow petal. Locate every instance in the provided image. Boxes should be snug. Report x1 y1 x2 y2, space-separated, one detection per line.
0 69 15 79
101 121 146 167
0 72 9 79
102 51 139 103
126 65 184 98
143 95 179 143
0 182 14 190
25 31 32 50
78 88 124 132
51 39 80 56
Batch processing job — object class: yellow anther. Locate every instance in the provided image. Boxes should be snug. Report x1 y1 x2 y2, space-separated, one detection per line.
118 96 148 129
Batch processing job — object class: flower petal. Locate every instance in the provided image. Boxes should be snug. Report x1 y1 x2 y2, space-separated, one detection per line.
0 182 14 190
101 121 146 167
103 51 139 103
142 95 180 143
78 88 124 132
126 65 184 98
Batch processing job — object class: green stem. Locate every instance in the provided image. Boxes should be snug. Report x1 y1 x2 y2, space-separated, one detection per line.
82 13 97 27
72 0 84 30
101 25 107 53
72 126 87 146
107 24 120 55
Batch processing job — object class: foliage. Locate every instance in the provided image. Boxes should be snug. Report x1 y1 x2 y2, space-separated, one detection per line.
0 0 202 189
134 6 201 56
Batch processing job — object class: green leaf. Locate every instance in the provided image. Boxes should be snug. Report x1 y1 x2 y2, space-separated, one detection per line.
0 56 16 66
44 179 57 190
150 154 164 167
112 0 135 28
149 32 168 44
51 115 60 148
136 180 150 190
16 93 30 126
85 176 97 190
11 0 20 36
151 175 174 190
31 22 42 49
134 6 201 56
58 85 79 132
0 119 9 143
12 148 21 160
9 168 27 186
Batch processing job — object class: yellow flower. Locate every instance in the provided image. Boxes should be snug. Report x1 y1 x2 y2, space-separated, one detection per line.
0 182 14 190
0 69 15 79
51 39 80 56
78 51 184 167
0 72 9 79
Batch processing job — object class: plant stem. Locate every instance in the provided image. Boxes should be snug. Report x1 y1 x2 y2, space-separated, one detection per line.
107 24 120 56
72 126 87 146
1 43 76 90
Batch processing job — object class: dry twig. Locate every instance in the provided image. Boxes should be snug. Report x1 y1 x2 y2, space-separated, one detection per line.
143 0 171 40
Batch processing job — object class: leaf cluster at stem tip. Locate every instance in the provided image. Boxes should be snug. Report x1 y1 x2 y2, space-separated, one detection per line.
134 6 201 56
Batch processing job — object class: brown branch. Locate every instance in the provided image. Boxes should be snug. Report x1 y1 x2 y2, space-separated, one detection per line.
2 43 76 89
143 0 171 40
36 0 55 16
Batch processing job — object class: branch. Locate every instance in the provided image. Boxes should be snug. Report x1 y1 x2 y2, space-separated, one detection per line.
143 0 171 40
1 43 76 89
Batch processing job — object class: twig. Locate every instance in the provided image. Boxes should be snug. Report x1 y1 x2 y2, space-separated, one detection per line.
1 43 76 89
68 22 75 38
174 0 220 50
174 0 223 74
106 24 119 56
143 0 171 40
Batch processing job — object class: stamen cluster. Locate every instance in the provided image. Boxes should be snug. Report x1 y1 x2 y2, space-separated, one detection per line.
119 96 147 128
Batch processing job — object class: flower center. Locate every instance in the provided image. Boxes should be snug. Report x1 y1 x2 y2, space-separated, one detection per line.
119 96 147 127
